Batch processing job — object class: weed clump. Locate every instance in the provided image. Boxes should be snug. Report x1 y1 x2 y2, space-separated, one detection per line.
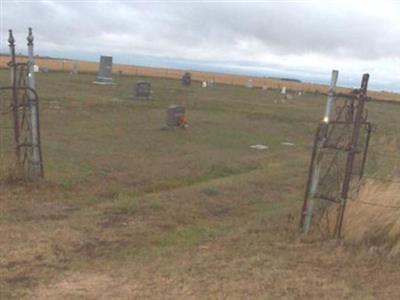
344 180 400 256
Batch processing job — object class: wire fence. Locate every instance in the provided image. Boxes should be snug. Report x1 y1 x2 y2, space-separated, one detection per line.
0 89 16 179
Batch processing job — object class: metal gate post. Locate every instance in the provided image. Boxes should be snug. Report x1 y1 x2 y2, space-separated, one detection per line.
26 27 43 177
8 29 21 164
323 70 339 124
301 70 339 234
335 73 369 239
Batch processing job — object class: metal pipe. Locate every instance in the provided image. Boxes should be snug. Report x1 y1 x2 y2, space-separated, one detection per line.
301 70 339 234
26 27 43 177
300 125 321 228
323 70 339 123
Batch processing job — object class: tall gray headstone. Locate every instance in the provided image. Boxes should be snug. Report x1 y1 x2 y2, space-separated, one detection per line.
94 56 113 84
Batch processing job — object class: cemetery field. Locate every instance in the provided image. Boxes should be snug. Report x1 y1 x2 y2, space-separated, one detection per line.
2 70 400 299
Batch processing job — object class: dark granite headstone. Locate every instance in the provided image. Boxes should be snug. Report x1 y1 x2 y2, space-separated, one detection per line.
166 105 185 127
181 72 191 86
134 80 151 98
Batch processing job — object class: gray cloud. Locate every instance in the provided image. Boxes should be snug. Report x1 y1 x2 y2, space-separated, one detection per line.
2 0 400 89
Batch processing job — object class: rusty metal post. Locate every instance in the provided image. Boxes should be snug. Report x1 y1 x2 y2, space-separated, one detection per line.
8 29 21 163
359 123 372 180
26 27 43 177
335 73 369 239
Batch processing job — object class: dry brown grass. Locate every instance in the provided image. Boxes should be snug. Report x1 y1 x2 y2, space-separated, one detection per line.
345 180 400 256
2 70 400 299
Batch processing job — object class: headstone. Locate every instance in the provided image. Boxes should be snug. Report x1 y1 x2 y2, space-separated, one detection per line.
71 63 79 75
245 79 253 88
181 72 191 86
94 55 114 85
202 81 207 88
134 80 151 99
33 65 39 72
281 86 287 94
298 91 303 96
165 105 186 128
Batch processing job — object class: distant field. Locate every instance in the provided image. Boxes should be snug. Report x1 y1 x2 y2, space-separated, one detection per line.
1 70 400 299
1 54 399 102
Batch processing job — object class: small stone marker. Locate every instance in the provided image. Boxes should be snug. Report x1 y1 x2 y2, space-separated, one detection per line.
282 142 295 146
245 79 253 88
202 81 207 88
181 72 191 86
250 144 269 150
134 80 151 99
71 63 79 75
165 105 186 128
281 86 287 94
33 65 39 72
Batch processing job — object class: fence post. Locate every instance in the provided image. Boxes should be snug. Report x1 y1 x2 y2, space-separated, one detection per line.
323 70 339 123
335 73 369 238
26 27 43 177
301 70 339 234
8 29 21 163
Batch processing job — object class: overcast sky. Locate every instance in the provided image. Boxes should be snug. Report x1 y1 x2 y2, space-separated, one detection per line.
2 0 400 90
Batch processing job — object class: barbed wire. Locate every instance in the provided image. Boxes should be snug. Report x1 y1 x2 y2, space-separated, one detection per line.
369 150 400 160
354 200 400 209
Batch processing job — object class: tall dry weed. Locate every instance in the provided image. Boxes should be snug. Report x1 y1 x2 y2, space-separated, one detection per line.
344 179 400 256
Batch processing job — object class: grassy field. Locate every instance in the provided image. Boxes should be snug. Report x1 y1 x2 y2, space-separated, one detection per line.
1 70 400 299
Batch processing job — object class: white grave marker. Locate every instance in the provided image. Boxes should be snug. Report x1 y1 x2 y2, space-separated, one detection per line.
245 79 253 88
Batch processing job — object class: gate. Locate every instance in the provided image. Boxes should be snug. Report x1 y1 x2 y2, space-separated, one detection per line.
300 73 372 238
0 28 43 179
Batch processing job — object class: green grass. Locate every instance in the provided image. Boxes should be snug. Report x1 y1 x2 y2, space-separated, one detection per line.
110 193 140 215
157 224 228 249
